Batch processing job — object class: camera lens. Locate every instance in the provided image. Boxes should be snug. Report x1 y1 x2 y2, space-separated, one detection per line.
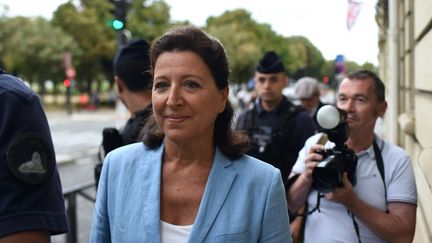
312 154 353 193
312 166 341 193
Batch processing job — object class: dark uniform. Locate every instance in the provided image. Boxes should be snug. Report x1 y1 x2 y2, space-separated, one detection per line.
237 98 315 182
99 105 152 158
0 69 68 237
95 39 152 187
120 105 152 144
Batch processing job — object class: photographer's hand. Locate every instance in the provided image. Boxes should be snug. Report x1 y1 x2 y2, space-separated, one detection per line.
287 144 323 212
302 144 324 182
324 172 356 206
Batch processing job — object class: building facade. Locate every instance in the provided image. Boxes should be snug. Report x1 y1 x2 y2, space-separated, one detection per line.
376 0 432 241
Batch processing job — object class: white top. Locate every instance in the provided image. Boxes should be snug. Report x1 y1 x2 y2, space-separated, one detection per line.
160 220 193 243
292 133 417 243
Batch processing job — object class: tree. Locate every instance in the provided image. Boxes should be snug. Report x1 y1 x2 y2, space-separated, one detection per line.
51 0 173 92
206 9 290 83
52 0 117 93
284 36 326 80
127 0 172 41
0 16 79 94
361 61 378 73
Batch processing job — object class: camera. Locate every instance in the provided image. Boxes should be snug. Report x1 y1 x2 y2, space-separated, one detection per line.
312 105 358 193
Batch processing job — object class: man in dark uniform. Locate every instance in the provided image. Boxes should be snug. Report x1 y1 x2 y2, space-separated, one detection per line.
95 39 152 186
236 51 315 182
294 76 326 132
0 69 68 242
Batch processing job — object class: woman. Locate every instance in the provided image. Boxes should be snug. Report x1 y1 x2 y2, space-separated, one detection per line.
90 26 291 243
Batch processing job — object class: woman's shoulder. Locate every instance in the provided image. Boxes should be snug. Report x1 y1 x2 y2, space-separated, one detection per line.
231 154 280 178
105 142 159 167
108 142 148 155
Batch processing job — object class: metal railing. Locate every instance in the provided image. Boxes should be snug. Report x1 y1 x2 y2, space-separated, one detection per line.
63 180 96 243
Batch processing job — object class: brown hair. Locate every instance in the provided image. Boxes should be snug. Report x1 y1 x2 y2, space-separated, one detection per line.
142 26 250 160
346 70 385 103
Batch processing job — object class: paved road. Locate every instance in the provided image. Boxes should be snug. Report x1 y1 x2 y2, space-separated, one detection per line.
47 109 127 163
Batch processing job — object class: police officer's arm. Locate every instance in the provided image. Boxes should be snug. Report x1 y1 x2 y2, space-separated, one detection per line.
327 174 416 243
0 73 68 240
0 231 49 243
286 144 323 212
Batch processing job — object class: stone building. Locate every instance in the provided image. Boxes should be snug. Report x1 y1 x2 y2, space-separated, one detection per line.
376 0 431 241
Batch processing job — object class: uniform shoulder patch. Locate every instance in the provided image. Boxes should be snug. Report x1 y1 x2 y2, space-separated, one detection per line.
7 132 55 184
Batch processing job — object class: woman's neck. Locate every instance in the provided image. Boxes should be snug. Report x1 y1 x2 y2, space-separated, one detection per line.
163 139 215 166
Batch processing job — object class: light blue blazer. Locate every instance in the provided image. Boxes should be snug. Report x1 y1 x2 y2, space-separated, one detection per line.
90 143 291 243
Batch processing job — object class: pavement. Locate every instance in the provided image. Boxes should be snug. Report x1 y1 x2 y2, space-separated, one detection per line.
46 107 128 163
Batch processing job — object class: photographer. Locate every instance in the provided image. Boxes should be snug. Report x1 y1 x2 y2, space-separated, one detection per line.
286 70 417 243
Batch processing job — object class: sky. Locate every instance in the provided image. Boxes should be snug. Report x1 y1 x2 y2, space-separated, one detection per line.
1 0 379 65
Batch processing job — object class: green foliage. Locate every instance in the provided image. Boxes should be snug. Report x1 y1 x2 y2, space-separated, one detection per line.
361 62 378 73
127 0 172 41
206 9 291 83
0 16 79 93
205 9 330 84
206 10 261 83
52 0 116 91
50 0 173 92
284 36 326 80
0 1 378 97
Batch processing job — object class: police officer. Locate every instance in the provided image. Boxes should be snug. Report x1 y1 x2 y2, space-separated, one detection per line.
95 39 152 186
0 69 68 241
236 51 315 182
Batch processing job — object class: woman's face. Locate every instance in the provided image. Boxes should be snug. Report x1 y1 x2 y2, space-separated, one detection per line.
152 51 228 144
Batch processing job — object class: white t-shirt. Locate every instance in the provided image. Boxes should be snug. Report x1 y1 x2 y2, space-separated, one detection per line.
160 220 193 243
291 133 417 243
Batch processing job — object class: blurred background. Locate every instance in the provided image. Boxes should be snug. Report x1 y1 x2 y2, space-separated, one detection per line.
1 0 431 242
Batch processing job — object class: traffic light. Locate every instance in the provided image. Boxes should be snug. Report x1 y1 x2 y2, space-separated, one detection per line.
322 76 330 84
110 0 128 31
64 79 71 88
111 19 124 30
63 79 72 114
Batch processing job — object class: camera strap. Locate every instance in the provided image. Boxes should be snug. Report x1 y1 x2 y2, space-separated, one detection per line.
373 140 387 206
348 210 362 243
349 139 387 243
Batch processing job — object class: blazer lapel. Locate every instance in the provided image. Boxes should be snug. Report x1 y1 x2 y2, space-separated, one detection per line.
141 145 164 242
188 148 236 243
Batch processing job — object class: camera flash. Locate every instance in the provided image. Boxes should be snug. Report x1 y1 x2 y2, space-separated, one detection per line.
317 105 341 129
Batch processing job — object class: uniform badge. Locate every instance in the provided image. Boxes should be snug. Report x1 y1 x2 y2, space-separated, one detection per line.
252 126 273 153
7 132 54 184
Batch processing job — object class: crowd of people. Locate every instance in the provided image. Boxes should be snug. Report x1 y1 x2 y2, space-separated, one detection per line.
0 25 417 243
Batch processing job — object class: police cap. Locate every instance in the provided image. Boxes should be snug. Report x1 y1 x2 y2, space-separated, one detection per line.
113 39 151 91
256 51 286 74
